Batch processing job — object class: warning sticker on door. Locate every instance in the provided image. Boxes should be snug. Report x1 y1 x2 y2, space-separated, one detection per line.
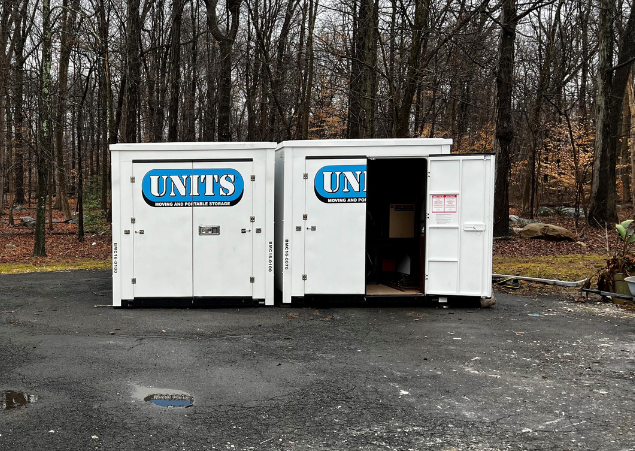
431 195 457 213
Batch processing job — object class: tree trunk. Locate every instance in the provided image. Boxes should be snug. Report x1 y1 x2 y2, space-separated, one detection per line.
13 2 28 205
124 0 141 143
0 4 15 216
609 6 635 205
267 0 299 141
167 0 183 142
588 0 620 227
203 0 241 142
77 105 84 242
300 0 318 139
0 81 4 216
217 40 232 141
52 0 77 220
521 0 563 217
492 0 517 237
203 38 217 141
34 0 53 257
628 71 635 203
77 69 94 242
183 0 198 141
246 13 256 141
348 0 378 139
620 94 631 203
394 0 431 138
579 0 591 125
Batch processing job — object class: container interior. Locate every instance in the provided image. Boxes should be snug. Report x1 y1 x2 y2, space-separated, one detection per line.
365 158 427 295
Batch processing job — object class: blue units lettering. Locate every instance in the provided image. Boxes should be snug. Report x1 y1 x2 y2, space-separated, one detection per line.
142 169 244 207
314 165 367 203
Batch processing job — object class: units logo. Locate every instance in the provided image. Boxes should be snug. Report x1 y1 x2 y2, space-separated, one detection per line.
314 164 367 203
142 169 244 207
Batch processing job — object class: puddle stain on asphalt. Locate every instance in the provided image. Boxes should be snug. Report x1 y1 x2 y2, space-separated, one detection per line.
2 391 37 411
132 384 193 408
144 393 193 408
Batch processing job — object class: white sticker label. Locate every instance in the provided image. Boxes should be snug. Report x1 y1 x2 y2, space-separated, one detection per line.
434 214 454 225
432 195 446 213
431 194 458 213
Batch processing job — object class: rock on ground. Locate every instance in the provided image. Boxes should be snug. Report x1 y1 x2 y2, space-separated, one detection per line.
518 222 576 241
536 206 555 216
20 216 36 227
509 215 539 228
556 206 585 218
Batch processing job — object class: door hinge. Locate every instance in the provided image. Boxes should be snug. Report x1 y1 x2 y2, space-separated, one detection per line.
303 173 308 179
302 274 307 281
251 175 255 181
130 176 136 183
302 214 308 220
250 216 255 222
132 278 137 284
250 277 255 283
131 217 136 224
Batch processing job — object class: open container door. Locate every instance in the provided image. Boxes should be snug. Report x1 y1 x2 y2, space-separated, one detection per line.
425 155 494 297
304 158 367 295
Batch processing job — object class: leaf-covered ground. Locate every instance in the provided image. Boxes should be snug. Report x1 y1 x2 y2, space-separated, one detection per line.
0 202 111 274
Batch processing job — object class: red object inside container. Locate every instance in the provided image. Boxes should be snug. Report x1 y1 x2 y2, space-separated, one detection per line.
382 259 396 272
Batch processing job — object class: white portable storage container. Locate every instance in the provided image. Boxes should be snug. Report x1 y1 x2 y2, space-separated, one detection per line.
274 139 495 304
111 142 277 307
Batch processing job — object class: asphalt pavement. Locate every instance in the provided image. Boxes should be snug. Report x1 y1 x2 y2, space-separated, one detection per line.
0 270 634 450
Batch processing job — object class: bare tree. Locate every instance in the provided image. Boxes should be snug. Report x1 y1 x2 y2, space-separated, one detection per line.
588 0 635 227
53 0 79 221
167 0 184 141
34 0 53 257
203 0 241 141
0 4 17 216
492 0 516 237
124 0 141 142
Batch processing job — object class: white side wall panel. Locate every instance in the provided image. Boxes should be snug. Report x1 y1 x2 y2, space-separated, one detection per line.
290 152 307 300
263 149 276 304
111 151 122 307
120 160 135 303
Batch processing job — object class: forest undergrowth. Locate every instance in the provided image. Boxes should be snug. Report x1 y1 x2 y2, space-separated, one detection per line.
0 199 110 274
493 205 635 297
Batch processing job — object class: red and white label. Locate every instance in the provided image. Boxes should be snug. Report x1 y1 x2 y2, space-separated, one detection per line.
431 194 457 213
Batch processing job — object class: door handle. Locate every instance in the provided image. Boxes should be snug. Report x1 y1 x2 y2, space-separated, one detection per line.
135 230 144 234
307 226 316 231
